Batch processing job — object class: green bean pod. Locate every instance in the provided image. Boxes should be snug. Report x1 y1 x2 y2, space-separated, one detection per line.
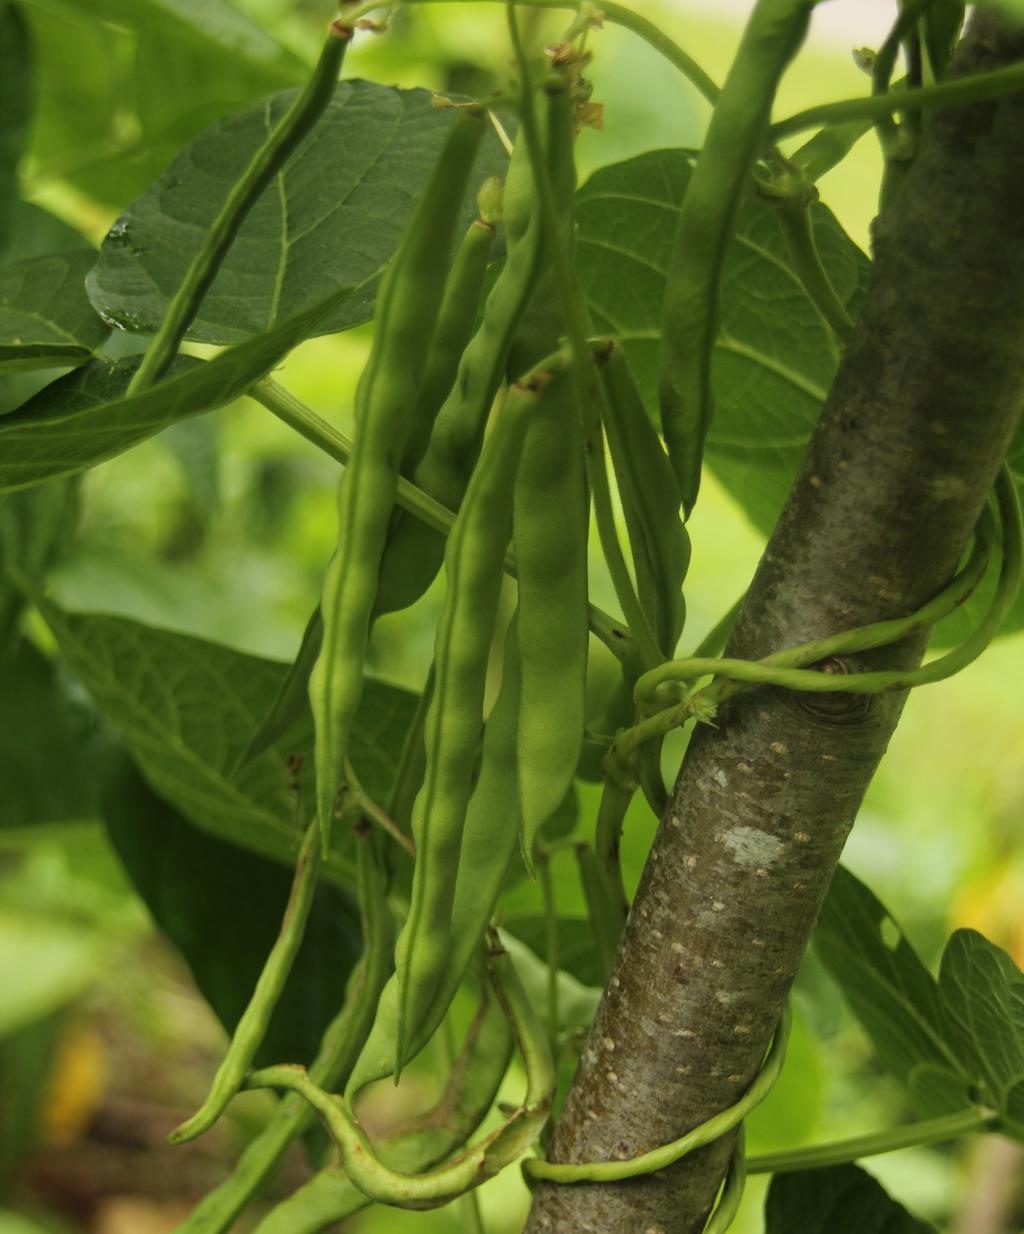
399 178 502 479
393 375 546 1073
310 113 485 853
170 826 393 1234
169 820 323 1145
599 339 690 656
347 610 525 1098
658 0 814 513
251 979 513 1234
513 367 589 869
245 942 553 1210
370 117 557 618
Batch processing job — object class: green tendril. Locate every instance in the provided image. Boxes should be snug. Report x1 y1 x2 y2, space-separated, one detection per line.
524 1004 790 1184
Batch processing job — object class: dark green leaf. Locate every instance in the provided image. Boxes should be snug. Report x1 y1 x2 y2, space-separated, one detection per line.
87 80 509 344
574 149 869 535
100 750 361 1067
0 251 110 372
938 929 1024 1111
37 601 419 883
504 916 606 988
765 1165 937 1234
0 1 31 249
0 282 352 491
906 1063 974 1119
0 477 78 654
0 640 98 828
815 865 966 1101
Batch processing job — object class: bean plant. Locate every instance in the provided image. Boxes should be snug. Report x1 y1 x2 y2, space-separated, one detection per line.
3 0 1024 1231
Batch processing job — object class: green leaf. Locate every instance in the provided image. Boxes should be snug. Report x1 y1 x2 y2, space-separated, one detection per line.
0 641 98 828
765 1165 937 1234
503 916 606 988
574 148 869 535
3 202 92 263
815 865 965 1101
21 0 303 208
100 750 361 1067
0 1 31 248
938 929 1024 1112
0 476 78 653
0 251 110 372
87 80 509 345
906 1063 975 1119
0 281 352 491
37 600 419 883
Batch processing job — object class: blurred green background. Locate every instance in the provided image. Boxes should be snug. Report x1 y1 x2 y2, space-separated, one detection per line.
3 2 1022 1232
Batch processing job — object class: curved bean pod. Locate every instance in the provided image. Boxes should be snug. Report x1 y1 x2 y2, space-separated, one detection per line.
348 610 525 1097
169 825 393 1234
513 367 589 869
398 177 502 483
393 371 555 1072
251 978 514 1234
658 0 814 513
310 113 484 853
246 942 554 1210
169 819 323 1145
369 107 560 617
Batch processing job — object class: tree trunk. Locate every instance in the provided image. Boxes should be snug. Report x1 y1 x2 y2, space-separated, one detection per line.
525 12 1024 1233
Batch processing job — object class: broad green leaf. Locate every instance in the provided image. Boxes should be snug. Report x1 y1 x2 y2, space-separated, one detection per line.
504 916 605 988
938 929 1024 1112
765 1165 937 1234
87 80 509 344
815 865 966 1101
0 641 98 828
101 750 361 1067
0 1 31 248
37 601 419 883
499 931 600 1035
574 148 869 535
0 251 110 372
0 909 104 1036
0 477 78 654
21 0 303 208
0 281 353 491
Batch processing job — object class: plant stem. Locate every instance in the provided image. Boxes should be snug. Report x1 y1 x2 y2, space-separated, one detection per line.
773 202 855 341
770 60 1024 142
128 32 348 394
748 1109 993 1175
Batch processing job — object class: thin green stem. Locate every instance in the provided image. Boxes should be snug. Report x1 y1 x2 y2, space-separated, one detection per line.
772 201 854 341
748 1108 993 1175
593 779 633 922
506 5 663 670
342 759 415 856
342 0 720 103
128 32 348 394
769 60 1024 143
249 377 633 664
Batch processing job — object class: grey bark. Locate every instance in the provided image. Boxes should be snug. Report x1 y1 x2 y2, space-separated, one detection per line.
525 12 1024 1234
